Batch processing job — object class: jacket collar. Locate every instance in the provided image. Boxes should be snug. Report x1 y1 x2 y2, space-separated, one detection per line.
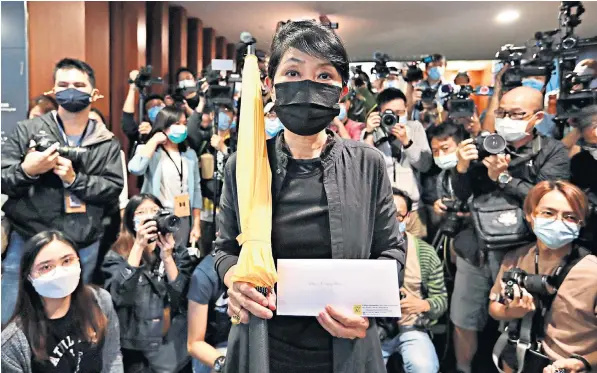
272 129 343 171
43 110 114 147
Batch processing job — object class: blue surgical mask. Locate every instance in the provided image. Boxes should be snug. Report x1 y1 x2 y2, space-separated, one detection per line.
218 112 232 131
147 105 164 123
338 104 347 122
522 78 545 92
434 152 458 170
428 67 442 81
386 80 399 89
265 118 284 138
167 125 188 144
532 217 580 249
398 221 407 235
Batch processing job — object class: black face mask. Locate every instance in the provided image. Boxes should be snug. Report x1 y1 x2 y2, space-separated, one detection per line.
186 94 200 110
273 80 341 136
55 88 92 113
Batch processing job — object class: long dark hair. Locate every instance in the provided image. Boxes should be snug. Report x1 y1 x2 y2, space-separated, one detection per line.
8 231 107 361
111 194 164 258
150 105 188 152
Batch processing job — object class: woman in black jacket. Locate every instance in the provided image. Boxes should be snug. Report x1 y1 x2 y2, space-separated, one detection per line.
102 194 193 373
214 20 406 373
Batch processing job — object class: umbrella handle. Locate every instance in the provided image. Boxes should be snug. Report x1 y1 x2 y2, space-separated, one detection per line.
249 286 270 373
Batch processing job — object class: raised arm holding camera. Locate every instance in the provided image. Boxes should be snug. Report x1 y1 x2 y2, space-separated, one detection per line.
1 58 124 325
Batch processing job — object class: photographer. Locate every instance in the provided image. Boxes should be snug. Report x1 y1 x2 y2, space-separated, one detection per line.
122 69 166 154
171 67 201 115
103 194 194 373
449 86 570 373
381 189 447 373
570 105 597 252
489 181 596 373
352 69 378 115
453 111 483 139
1 58 124 325
406 54 450 120
363 88 432 239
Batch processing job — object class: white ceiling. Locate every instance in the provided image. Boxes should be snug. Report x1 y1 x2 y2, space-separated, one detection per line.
176 1 597 62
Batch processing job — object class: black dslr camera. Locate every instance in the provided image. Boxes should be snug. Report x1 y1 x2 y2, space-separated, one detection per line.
502 267 556 300
473 131 507 160
151 210 181 235
31 131 87 162
448 85 476 118
438 197 468 237
130 65 163 90
371 52 391 78
380 109 399 130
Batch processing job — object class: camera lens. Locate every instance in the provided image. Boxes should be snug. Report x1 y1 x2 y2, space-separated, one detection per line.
482 134 507 155
163 215 181 233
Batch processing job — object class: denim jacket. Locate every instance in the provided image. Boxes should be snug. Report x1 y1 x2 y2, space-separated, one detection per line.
214 130 406 373
128 147 203 211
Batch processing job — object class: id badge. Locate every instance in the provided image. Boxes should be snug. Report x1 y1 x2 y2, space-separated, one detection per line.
64 192 87 214
174 194 191 217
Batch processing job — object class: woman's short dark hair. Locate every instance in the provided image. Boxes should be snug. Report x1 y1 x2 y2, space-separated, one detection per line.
112 194 164 258
90 107 106 125
28 95 58 118
427 121 466 144
392 187 413 212
9 230 107 360
376 88 408 108
268 20 350 86
150 105 188 151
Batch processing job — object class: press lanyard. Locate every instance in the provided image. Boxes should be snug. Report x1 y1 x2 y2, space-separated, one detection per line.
163 149 184 194
56 114 91 147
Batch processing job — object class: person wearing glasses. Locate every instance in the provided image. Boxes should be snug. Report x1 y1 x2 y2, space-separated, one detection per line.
381 188 447 373
489 181 597 373
1 230 123 373
448 86 571 373
362 88 433 240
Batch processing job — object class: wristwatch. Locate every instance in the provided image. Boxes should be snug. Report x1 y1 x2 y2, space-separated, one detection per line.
498 172 513 187
214 356 226 372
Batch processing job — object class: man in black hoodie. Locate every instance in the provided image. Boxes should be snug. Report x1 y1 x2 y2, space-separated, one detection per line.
1 58 124 324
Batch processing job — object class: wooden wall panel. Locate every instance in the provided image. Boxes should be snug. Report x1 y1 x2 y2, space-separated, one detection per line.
146 1 169 91
168 6 188 82
28 1 86 99
227 43 236 63
187 18 204 75
215 36 226 59
85 1 110 122
203 28 216 68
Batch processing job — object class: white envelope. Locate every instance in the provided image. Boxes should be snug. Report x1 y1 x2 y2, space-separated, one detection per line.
276 259 401 318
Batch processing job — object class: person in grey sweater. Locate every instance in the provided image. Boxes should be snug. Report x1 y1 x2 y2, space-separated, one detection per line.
362 88 433 239
1 230 123 373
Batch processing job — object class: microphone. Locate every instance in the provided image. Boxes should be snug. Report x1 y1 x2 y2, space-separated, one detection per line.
240 31 256 45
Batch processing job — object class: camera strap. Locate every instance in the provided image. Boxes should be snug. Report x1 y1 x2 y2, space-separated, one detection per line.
162 148 185 194
55 113 92 147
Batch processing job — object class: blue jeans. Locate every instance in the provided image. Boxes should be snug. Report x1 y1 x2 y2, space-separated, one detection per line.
192 343 228 373
1 231 99 325
381 330 439 373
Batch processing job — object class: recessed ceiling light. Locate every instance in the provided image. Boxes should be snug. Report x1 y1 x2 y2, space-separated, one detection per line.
496 10 520 24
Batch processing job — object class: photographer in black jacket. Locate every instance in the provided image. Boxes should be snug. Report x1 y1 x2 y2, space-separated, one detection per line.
1 58 124 325
449 86 570 373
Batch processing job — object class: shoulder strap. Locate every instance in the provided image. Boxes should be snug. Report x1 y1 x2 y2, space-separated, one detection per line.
551 246 590 292
508 136 542 169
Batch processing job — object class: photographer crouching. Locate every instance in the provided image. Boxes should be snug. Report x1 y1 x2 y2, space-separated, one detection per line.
489 181 596 373
1 58 124 325
363 88 433 239
449 86 570 373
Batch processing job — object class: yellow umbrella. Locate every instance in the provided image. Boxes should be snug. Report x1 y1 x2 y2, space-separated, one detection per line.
231 53 278 291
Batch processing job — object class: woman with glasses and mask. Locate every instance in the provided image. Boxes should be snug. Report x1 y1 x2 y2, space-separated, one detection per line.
489 181 597 373
1 230 123 373
102 194 194 373
129 106 203 248
213 20 405 373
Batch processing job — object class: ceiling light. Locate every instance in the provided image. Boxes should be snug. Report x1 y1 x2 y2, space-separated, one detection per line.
496 10 520 24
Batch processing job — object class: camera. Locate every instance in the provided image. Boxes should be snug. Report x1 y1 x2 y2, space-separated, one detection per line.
130 65 163 90
381 109 398 129
414 87 439 112
31 131 87 162
502 267 556 300
448 85 476 118
496 44 553 89
438 197 468 237
148 210 181 238
473 131 507 160
371 52 391 78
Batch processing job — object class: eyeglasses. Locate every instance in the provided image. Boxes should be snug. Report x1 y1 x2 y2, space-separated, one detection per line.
134 208 160 216
265 112 277 119
31 254 79 278
494 109 534 120
396 212 409 222
535 209 582 226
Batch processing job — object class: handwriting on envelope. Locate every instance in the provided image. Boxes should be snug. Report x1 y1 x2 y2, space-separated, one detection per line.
276 259 401 318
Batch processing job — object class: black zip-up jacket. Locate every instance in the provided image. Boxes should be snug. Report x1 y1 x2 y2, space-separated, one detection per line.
101 248 193 351
452 134 571 204
1 112 124 247
214 130 406 373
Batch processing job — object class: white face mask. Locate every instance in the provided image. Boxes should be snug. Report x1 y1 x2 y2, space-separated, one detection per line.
30 265 81 299
399 115 407 124
583 146 597 160
495 117 530 142
434 152 459 170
